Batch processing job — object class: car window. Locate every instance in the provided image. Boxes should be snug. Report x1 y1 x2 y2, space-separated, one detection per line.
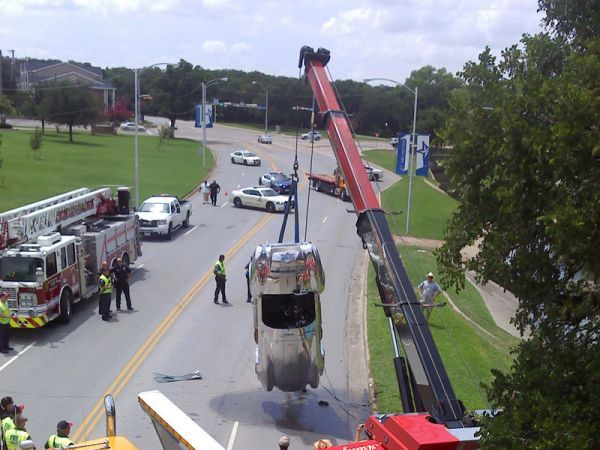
243 189 259 196
139 202 169 213
271 173 289 181
234 151 241 156
243 152 257 157
261 189 279 197
264 175 271 180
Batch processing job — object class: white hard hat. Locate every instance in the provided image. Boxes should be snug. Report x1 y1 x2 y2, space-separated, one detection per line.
427 272 434 277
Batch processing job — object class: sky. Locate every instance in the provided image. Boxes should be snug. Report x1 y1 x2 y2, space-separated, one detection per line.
0 0 544 83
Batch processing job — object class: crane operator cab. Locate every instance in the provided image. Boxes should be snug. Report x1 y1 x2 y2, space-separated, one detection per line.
251 242 326 392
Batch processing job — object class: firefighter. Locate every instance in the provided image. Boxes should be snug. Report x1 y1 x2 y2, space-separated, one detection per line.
44 420 74 448
1 398 21 437
0 292 13 354
213 255 228 304
4 415 31 450
98 262 113 321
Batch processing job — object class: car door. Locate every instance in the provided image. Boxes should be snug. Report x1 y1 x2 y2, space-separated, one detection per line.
233 151 240 163
262 174 271 185
241 189 257 207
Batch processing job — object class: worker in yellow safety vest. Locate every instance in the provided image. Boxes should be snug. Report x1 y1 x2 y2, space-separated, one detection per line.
98 261 113 321
1 398 23 446
4 415 31 450
45 420 75 448
213 255 228 304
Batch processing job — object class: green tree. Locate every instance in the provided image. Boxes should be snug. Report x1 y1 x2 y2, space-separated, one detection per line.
41 82 102 142
0 95 15 127
438 1 599 448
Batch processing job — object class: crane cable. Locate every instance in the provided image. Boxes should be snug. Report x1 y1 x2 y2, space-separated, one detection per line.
303 95 317 242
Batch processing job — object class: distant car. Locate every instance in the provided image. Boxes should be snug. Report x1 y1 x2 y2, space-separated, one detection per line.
258 134 272 144
120 122 145 132
230 150 262 166
301 130 322 141
259 172 292 194
390 137 399 147
363 163 384 181
231 187 294 213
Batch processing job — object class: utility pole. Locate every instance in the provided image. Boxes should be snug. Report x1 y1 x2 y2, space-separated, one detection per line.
0 50 3 96
9 50 15 82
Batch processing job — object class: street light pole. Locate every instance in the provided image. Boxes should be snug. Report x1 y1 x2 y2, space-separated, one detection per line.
201 77 228 168
134 68 140 209
406 86 418 236
364 78 419 235
252 81 268 134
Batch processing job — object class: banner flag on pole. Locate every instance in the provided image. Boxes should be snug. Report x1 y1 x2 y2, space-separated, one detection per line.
395 132 411 175
415 134 430 176
194 104 213 128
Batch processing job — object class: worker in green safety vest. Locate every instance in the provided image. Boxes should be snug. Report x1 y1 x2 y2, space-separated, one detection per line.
213 254 228 304
44 420 75 448
4 415 31 450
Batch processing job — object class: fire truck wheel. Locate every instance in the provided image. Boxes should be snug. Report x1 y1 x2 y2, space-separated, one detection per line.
123 254 130 267
59 290 73 323
183 212 190 228
315 181 321 192
166 223 173 240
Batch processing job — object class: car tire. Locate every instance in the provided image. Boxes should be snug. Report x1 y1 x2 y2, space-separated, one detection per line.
258 178 262 185
234 197 242 208
231 157 235 164
266 202 275 213
166 223 173 241
59 289 73 323
243 160 248 165
183 212 190 228
373 174 380 181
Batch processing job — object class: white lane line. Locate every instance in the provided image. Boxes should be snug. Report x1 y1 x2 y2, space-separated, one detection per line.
133 264 144 272
226 421 239 450
221 201 229 208
184 225 198 236
242 172 245 177
0 343 35 373
322 216 328 224
236 184 240 189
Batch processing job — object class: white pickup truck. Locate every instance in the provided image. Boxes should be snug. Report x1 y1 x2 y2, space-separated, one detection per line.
137 195 192 240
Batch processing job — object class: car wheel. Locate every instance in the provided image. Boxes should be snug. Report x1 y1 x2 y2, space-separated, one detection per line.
315 136 321 141
234 197 242 208
243 160 248 165
59 289 73 323
266 202 275 213
183 212 190 228
231 157 235 164
166 223 173 241
373 174 380 181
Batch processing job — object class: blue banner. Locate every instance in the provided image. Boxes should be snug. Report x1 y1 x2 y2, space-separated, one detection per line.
194 104 213 128
395 133 410 175
415 134 430 176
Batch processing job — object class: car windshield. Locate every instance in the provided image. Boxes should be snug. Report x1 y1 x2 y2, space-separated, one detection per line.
261 189 279 197
271 173 289 182
139 202 169 213
242 152 257 157
0 256 44 282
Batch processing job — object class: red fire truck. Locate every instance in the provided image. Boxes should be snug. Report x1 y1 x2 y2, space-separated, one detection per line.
0 187 142 328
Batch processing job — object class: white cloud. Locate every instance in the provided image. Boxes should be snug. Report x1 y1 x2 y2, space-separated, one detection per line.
201 40 227 53
322 8 385 35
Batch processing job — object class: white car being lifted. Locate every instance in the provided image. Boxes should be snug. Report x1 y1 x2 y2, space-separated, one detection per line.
137 195 192 240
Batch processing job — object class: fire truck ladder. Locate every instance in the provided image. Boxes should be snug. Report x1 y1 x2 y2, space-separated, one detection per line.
0 187 113 250
299 46 467 428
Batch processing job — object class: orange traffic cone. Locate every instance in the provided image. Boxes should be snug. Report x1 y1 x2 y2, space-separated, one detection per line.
224 191 228 196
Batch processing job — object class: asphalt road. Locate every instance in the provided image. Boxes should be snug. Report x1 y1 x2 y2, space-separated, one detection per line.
1 121 395 448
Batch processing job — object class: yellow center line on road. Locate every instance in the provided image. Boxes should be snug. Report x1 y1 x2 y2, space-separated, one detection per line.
71 150 310 442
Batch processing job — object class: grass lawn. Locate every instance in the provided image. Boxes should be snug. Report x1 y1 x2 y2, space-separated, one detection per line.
367 245 518 413
0 129 213 211
362 148 457 240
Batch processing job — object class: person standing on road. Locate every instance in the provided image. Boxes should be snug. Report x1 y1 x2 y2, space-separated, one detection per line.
209 180 221 206
98 262 113 321
200 180 210 204
111 258 133 311
44 420 74 448
0 293 13 354
245 257 252 303
417 272 444 322
1 398 21 441
4 415 30 450
214 255 228 304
